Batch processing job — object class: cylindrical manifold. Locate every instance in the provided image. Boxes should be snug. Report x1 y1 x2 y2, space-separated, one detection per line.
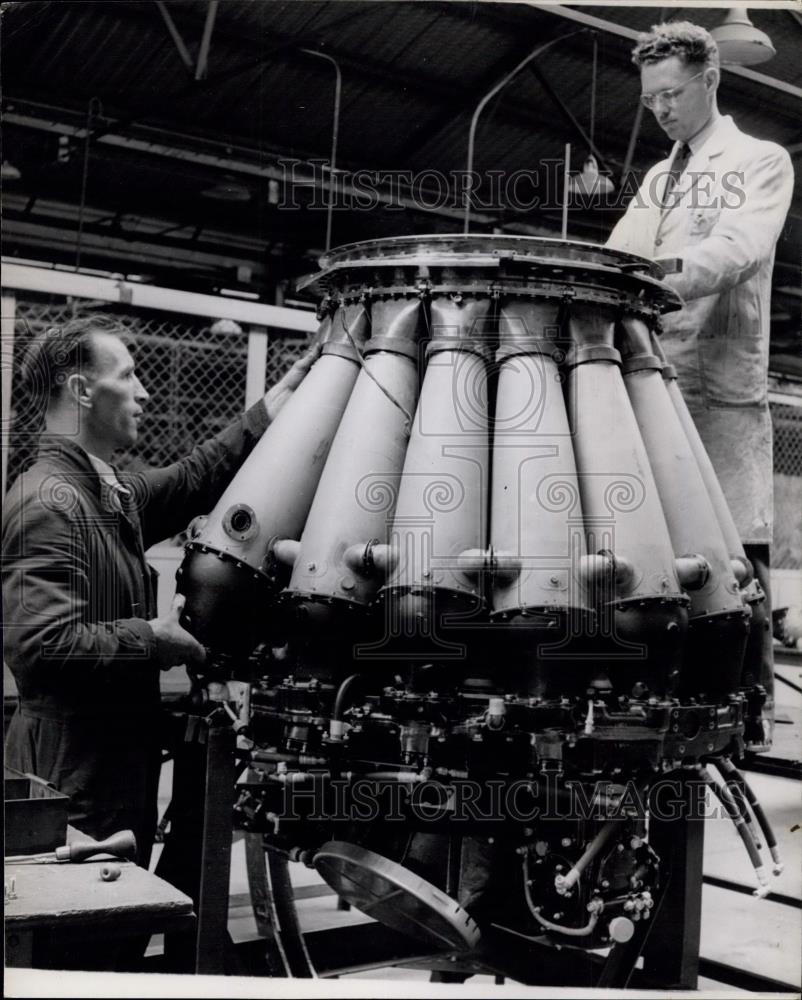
176 307 368 655
566 304 688 693
379 294 491 646
282 297 423 629
620 316 750 697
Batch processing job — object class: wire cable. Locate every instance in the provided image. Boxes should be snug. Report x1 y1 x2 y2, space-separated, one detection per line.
338 304 414 434
75 97 103 272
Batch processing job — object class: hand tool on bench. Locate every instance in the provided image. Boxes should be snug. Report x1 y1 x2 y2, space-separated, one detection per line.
6 829 137 865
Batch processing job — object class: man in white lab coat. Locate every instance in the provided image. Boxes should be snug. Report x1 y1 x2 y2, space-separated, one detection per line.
607 20 794 746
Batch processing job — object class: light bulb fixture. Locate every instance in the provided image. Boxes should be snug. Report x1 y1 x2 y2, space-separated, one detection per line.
710 8 776 66
1 160 21 180
568 155 615 197
210 318 244 335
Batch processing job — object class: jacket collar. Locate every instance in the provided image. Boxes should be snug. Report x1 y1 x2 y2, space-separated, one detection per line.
34 437 130 515
672 115 738 170
36 437 101 479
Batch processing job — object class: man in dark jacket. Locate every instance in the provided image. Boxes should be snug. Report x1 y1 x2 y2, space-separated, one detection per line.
3 314 316 868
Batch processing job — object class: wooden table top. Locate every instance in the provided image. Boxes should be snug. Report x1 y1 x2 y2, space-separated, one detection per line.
5 827 194 933
5 860 193 931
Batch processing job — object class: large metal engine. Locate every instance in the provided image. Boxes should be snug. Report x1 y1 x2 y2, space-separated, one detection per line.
170 235 780 977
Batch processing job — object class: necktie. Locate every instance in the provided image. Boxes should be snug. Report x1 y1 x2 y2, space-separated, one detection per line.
662 143 690 211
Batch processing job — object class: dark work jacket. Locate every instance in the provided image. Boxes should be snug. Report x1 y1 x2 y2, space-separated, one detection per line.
3 400 269 858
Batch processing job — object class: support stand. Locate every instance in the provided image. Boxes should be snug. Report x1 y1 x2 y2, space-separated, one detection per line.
157 716 236 975
641 771 705 990
153 719 707 987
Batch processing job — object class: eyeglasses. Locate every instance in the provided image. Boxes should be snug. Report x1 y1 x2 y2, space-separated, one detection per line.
640 70 706 110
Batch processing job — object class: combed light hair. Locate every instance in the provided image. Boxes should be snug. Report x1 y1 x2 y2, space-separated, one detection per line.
632 21 719 69
20 314 132 405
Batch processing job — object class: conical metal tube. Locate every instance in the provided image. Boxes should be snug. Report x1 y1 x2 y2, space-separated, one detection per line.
620 317 749 697
566 305 687 695
490 301 594 690
285 297 422 631
380 294 492 652
653 332 771 708
176 307 367 656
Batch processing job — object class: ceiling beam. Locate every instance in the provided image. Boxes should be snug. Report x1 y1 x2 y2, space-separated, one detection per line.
86 3 375 143
80 6 619 164
528 62 614 175
532 3 802 101
154 1 195 74
398 29 580 163
2 213 268 274
195 1 219 82
3 109 556 236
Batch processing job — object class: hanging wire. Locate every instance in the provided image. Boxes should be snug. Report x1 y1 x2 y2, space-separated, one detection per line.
338 305 414 434
589 35 598 150
75 96 103 272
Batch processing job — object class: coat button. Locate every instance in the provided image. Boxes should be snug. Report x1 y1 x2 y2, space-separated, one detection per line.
655 238 663 247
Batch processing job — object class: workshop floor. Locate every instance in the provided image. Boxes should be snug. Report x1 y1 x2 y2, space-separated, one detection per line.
148 652 802 994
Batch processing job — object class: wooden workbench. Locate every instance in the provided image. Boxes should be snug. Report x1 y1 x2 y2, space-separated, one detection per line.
5 830 195 969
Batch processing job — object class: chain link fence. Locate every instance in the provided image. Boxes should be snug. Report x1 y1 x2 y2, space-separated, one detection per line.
6 293 311 485
5 292 801 569
772 401 802 570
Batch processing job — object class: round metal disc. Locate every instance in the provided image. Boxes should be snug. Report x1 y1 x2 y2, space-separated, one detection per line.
313 841 481 951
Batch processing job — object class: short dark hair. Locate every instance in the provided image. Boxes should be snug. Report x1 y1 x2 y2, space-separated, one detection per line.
21 313 129 406
632 21 719 70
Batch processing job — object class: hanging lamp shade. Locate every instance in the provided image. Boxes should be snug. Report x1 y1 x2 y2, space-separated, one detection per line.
1 160 21 180
568 155 614 197
710 9 776 66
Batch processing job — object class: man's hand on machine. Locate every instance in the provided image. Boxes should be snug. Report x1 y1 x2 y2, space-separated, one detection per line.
264 344 321 421
149 593 206 670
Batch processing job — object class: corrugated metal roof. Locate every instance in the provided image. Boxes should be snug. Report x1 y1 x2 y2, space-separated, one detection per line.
2 0 799 361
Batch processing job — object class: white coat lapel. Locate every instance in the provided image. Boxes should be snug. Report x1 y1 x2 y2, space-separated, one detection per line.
669 116 737 206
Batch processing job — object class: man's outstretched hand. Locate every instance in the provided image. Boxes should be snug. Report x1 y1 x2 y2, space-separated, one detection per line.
264 344 321 421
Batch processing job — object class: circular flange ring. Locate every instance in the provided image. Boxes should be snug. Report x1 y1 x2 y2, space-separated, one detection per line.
313 840 481 951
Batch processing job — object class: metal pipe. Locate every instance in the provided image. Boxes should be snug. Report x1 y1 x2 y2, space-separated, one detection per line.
527 60 613 176
0 291 15 497
75 97 102 272
561 142 571 240
300 49 342 251
155 1 195 71
333 674 362 722
524 854 602 936
195 1 219 81
464 29 586 233
250 749 328 767
361 771 425 783
328 674 363 740
554 819 624 893
621 101 644 181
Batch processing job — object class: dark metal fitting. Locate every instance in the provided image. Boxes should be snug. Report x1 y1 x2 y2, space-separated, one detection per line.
566 344 621 368
675 554 711 591
621 353 662 375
